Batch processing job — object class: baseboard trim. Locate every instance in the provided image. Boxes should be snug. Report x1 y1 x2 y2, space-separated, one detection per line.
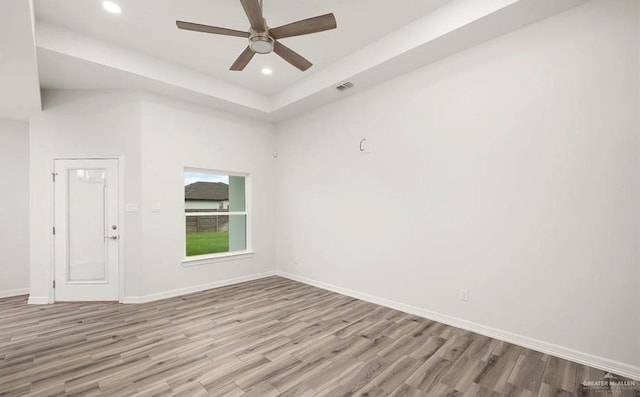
276 270 640 381
121 271 277 304
27 296 50 305
0 288 29 299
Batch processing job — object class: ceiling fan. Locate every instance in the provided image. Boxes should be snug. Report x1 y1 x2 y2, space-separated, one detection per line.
176 0 337 72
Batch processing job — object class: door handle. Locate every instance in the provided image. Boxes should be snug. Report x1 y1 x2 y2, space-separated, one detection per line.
105 236 119 240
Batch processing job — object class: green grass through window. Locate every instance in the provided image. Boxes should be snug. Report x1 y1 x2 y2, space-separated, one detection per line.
186 231 229 256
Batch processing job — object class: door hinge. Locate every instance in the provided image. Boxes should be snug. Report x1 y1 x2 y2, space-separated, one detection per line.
52 226 56 235
52 172 58 182
53 280 56 289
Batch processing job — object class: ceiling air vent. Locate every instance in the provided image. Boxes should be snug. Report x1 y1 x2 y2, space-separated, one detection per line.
336 82 355 92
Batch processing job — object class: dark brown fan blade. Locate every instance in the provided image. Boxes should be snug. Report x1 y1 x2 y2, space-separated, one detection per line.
176 21 249 38
230 46 256 71
240 0 266 32
270 13 336 40
273 41 312 71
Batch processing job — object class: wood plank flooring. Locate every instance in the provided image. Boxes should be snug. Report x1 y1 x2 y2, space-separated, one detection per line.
0 276 637 396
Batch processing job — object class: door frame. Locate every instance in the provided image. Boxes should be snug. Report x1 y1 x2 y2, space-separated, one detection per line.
49 155 125 303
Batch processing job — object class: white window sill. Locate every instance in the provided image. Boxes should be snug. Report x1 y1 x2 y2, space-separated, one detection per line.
182 251 254 267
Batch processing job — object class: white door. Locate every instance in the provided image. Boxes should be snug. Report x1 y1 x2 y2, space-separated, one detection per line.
54 159 119 301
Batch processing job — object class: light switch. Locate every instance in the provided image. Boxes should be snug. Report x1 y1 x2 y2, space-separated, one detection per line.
152 203 161 213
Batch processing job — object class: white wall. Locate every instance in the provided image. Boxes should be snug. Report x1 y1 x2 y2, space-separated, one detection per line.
275 0 640 374
29 90 143 301
0 120 29 296
28 91 276 302
139 95 275 297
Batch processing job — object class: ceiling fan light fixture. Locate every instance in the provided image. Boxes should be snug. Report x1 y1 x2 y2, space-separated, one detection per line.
249 36 274 54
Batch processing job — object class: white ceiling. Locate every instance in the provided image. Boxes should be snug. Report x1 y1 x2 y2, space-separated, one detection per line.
34 0 450 95
0 0 589 122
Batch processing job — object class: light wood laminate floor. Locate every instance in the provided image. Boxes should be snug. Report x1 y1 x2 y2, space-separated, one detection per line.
0 277 637 396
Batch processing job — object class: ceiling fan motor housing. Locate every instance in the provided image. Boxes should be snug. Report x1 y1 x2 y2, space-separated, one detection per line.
249 28 274 54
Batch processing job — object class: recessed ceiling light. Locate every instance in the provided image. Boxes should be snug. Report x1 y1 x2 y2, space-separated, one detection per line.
261 67 273 76
102 1 122 14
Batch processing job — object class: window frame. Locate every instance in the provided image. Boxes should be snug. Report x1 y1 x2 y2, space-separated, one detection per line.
182 167 253 266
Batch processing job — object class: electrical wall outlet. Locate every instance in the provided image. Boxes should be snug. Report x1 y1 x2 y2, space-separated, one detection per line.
460 289 469 302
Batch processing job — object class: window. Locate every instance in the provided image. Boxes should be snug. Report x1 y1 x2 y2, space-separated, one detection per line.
184 169 250 260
